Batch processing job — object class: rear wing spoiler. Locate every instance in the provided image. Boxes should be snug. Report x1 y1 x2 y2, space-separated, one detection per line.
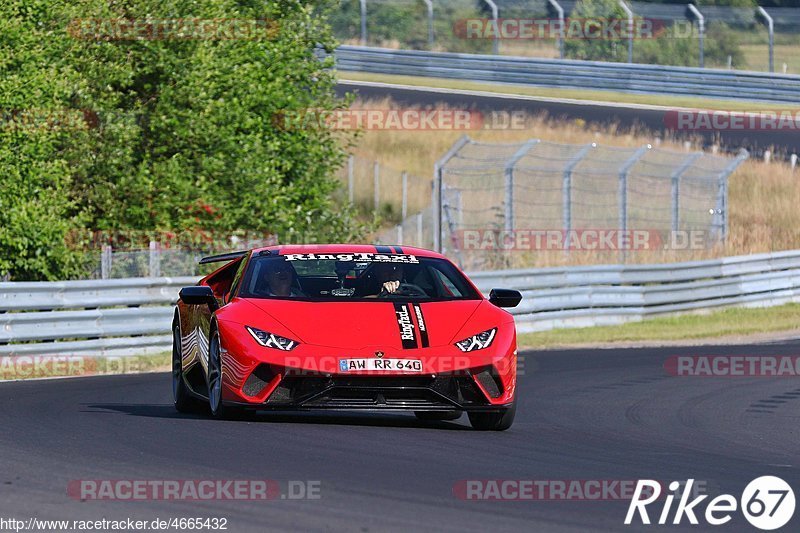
198 251 248 265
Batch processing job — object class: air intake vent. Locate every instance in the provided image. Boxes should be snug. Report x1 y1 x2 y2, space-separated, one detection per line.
474 367 503 399
242 364 276 397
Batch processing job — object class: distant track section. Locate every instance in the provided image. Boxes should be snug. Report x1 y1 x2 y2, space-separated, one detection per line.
336 80 800 157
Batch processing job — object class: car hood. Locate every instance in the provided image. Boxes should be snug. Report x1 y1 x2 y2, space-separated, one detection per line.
238 298 487 350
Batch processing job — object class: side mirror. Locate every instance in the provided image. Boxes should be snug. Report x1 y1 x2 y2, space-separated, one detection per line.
179 286 219 311
488 288 522 308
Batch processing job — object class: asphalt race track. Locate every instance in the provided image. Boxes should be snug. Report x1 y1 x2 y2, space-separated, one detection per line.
2 341 799 532
336 81 800 159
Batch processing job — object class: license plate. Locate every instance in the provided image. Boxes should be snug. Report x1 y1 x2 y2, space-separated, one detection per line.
339 358 422 372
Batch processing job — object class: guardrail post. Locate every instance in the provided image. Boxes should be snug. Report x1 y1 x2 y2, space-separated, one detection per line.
416 212 423 247
434 135 470 252
619 0 634 63
359 0 367 45
373 161 380 212
671 153 702 233
791 154 797 172
618 145 650 259
504 140 540 234
715 149 749 243
757 7 774 73
562 143 595 238
548 0 565 59
348 155 355 204
688 4 704 68
423 0 434 48
482 0 499 54
149 241 160 277
101 245 112 280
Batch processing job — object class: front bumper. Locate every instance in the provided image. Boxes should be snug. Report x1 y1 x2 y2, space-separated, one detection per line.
226 373 511 412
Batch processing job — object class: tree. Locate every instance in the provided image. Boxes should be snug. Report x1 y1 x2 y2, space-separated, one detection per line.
0 0 365 280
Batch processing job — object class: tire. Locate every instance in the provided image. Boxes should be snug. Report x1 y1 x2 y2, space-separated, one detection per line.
207 329 246 420
414 410 462 422
468 401 516 431
172 324 202 413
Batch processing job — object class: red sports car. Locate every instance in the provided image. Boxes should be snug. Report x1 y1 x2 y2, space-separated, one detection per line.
172 244 522 430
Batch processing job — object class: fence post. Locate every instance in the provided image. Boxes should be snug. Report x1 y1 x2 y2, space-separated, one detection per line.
619 0 634 63
359 0 367 45
348 155 354 204
670 153 702 233
433 135 470 252
504 140 540 234
482 0 499 54
688 4 704 68
716 149 749 243
618 145 650 259
791 154 798 172
548 0 565 59
149 241 160 277
563 143 595 237
399 171 408 244
757 7 774 73
416 212 423 248
101 245 112 280
422 0 434 48
373 161 380 212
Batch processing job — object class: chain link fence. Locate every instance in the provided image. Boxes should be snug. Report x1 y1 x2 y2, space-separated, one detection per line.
378 136 748 270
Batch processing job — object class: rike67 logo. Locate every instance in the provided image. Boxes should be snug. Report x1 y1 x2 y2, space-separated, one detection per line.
625 477 795 530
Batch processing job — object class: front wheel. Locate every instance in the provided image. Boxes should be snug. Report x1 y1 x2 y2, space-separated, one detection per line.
208 329 246 420
468 401 516 431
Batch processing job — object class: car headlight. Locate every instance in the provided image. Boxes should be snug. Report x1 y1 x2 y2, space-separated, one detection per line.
454 328 497 352
246 326 299 351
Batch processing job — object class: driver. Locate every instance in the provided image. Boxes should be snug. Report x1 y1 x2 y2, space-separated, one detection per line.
364 262 404 298
264 260 306 297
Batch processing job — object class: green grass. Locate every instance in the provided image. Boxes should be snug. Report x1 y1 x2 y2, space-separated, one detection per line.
339 71 800 112
741 44 800 75
0 352 169 381
519 303 800 349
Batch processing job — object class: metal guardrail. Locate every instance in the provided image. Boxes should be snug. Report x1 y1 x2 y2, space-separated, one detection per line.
0 277 197 357
334 46 800 103
469 250 800 332
1 250 799 355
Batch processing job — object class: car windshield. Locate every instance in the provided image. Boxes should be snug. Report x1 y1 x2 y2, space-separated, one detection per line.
238 253 481 301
